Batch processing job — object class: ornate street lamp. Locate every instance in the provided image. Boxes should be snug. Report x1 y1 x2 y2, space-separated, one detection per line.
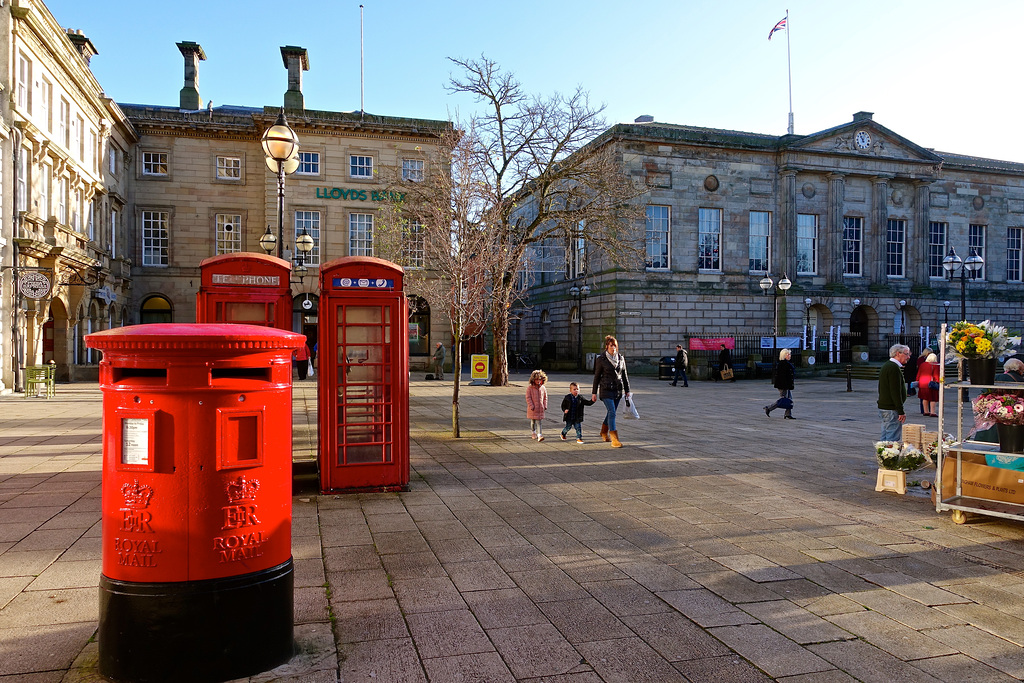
258 226 277 255
943 300 951 329
942 247 984 322
568 282 591 371
896 299 906 335
759 274 791 377
292 227 315 285
261 112 300 259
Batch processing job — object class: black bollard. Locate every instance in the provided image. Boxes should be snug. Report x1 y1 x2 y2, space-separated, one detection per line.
846 365 853 392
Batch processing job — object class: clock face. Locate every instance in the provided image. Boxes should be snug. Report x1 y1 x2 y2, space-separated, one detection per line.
19 272 52 299
855 130 872 150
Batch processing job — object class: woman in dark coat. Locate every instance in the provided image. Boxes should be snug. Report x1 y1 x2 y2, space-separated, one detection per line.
764 348 795 419
717 344 735 381
591 335 631 448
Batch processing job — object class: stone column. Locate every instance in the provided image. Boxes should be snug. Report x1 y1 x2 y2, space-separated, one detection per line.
871 176 891 284
281 46 310 110
826 173 846 283
913 180 932 285
176 42 206 110
779 169 798 278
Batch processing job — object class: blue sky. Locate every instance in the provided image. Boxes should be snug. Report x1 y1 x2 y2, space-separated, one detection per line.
47 0 1024 162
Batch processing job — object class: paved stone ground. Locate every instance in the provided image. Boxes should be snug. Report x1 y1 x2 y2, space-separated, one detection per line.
3 373 1024 682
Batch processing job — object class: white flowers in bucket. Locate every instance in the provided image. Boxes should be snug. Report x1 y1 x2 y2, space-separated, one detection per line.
875 441 930 471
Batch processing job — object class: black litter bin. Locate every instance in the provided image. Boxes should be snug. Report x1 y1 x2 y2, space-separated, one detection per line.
659 356 675 380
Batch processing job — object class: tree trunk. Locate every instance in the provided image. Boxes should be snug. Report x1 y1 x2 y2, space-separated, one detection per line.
452 337 462 437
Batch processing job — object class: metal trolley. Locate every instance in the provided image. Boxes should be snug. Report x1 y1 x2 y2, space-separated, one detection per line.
934 324 1024 525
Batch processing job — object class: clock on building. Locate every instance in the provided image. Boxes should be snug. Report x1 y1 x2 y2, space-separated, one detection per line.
19 271 52 299
854 130 872 150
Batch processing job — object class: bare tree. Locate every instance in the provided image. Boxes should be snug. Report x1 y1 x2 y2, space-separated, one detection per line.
375 125 495 437
447 56 647 385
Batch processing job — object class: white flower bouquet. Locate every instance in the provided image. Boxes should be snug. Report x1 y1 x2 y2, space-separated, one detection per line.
875 441 929 471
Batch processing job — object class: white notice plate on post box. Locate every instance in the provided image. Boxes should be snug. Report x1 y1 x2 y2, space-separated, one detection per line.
122 418 150 466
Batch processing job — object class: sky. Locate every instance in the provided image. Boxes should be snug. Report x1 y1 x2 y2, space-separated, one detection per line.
45 0 1024 163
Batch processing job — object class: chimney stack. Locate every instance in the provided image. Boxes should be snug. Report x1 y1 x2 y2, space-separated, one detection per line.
280 46 309 110
66 29 98 66
176 41 206 110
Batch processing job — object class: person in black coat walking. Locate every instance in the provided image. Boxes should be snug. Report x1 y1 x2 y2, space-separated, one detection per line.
716 343 736 381
592 335 631 448
671 344 688 387
560 382 596 443
764 348 796 419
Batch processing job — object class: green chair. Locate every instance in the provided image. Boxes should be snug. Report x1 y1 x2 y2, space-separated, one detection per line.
24 364 55 398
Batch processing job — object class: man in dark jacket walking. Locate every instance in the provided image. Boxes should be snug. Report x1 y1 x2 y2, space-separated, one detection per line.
878 344 910 441
671 344 688 386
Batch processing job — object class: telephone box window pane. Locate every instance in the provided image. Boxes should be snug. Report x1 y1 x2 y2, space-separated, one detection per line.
225 302 269 323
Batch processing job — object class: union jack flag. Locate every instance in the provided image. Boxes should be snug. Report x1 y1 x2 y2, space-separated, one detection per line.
768 17 787 41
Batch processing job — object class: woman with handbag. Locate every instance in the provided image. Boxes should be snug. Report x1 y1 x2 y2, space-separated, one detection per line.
916 352 942 417
764 348 795 419
591 335 631 448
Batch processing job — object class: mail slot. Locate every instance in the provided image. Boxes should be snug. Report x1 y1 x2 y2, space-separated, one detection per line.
86 323 304 683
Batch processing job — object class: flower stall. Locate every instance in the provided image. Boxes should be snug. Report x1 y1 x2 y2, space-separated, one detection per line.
935 322 1024 524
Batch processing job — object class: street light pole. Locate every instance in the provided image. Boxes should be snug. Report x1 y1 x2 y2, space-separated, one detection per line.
568 282 590 371
896 299 906 336
261 112 300 259
943 300 950 329
759 274 791 378
942 247 984 322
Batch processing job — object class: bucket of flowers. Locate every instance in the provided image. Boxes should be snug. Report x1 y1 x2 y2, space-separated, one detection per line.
946 321 1021 385
973 391 1024 453
874 441 929 494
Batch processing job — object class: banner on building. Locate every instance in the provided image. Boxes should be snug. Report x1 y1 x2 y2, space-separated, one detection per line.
689 337 734 351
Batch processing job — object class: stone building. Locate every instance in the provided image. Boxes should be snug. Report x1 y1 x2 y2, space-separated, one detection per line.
523 112 1024 372
2 0 136 389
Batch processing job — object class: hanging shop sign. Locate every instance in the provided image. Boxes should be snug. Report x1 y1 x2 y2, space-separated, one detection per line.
19 271 52 299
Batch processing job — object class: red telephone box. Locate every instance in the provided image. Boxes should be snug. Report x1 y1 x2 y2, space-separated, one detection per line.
196 252 292 329
318 256 409 492
85 324 303 683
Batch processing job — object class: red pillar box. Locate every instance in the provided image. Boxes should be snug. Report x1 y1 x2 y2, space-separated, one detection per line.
85 324 304 683
318 257 409 493
196 252 293 330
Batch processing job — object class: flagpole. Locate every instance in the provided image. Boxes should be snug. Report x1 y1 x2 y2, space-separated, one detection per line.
360 4 365 121
786 9 793 134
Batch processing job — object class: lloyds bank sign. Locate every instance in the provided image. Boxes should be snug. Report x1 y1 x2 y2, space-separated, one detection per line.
314 187 406 202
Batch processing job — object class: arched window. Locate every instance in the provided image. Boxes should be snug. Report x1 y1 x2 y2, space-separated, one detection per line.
140 295 173 324
86 301 100 363
408 295 430 356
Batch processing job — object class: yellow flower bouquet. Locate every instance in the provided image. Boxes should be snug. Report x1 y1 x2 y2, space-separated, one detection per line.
946 321 1020 361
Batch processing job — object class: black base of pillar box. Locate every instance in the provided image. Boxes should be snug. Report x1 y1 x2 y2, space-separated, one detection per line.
98 559 294 683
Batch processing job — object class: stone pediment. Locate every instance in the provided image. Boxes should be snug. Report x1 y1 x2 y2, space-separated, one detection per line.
786 114 943 164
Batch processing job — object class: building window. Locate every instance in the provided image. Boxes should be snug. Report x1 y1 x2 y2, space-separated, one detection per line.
886 218 905 277
142 152 168 176
140 295 173 324
402 159 424 182
350 155 373 178
842 216 862 276
928 221 946 278
297 151 320 175
216 156 241 180
88 201 95 241
969 224 986 280
109 145 119 175
17 53 31 113
17 151 29 213
567 221 586 279
59 98 70 148
294 211 321 266
349 213 374 256
404 220 425 268
38 164 51 219
698 208 722 272
58 177 68 224
41 78 52 132
748 211 770 273
408 295 430 356
75 116 84 160
796 214 817 275
1008 228 1022 283
645 205 670 270
72 188 82 231
88 130 97 173
142 211 169 266
111 209 118 258
215 213 242 254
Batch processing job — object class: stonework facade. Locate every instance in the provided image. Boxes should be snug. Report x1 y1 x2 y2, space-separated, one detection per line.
524 113 1024 371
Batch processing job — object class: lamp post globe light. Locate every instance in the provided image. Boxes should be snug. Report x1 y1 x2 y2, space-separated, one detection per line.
568 283 591 371
759 274 791 377
261 112 300 259
942 246 984 322
943 300 951 329
897 299 906 335
259 226 277 255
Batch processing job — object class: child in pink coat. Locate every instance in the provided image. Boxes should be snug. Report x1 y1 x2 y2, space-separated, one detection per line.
526 369 549 441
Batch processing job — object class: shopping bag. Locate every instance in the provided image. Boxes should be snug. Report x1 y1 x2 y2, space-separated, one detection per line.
777 397 794 410
620 396 640 419
720 366 734 381
928 380 940 390
308 360 315 378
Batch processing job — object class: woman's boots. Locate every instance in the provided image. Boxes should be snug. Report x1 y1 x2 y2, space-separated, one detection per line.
610 431 622 448
600 424 610 442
